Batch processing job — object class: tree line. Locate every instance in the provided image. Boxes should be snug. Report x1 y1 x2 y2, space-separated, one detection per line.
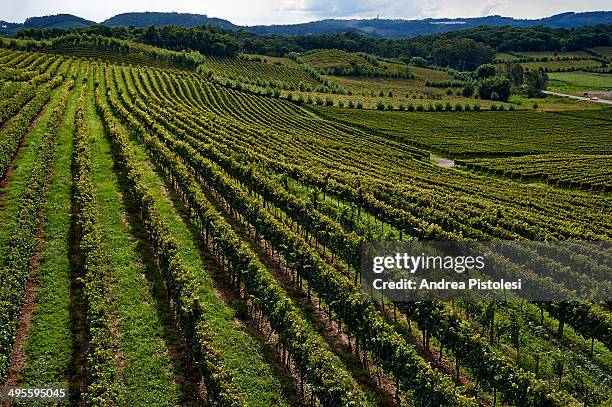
14 23 610 70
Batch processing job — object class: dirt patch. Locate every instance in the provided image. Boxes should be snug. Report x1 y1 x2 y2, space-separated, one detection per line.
431 156 455 168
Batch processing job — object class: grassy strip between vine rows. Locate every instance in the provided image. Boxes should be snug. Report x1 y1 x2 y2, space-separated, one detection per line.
72 81 124 406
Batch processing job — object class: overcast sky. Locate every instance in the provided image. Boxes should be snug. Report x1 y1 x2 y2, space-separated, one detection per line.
1 0 610 25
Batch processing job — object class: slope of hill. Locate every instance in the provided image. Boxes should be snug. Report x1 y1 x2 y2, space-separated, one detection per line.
102 12 237 30
247 11 612 38
0 14 95 36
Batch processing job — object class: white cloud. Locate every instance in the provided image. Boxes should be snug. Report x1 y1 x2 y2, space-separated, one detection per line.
480 0 510 16
294 0 422 19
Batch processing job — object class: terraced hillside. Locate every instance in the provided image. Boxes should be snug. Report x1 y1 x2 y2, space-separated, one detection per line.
199 56 322 89
312 106 612 156
1 46 611 407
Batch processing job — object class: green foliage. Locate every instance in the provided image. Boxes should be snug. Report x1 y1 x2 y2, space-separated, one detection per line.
409 56 428 67
430 38 495 70
478 76 511 101
462 84 474 97
524 69 549 97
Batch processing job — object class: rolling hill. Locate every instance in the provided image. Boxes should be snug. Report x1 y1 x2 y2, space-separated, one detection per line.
1 11 610 39
0 14 94 36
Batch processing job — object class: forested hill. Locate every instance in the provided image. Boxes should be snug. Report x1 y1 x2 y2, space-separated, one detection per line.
102 12 237 30
247 11 612 38
0 14 95 36
1 10 610 39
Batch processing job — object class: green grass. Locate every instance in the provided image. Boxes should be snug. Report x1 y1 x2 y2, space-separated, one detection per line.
20 62 84 395
547 71 612 97
494 52 520 61
85 67 182 406
549 71 612 88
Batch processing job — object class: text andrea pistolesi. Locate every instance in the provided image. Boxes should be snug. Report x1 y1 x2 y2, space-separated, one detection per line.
370 252 522 291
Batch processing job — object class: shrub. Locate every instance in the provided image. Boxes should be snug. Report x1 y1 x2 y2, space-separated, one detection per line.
409 56 428 67
473 104 481 111
307 95 313 104
297 94 305 104
427 103 435 111
348 100 355 108
357 101 363 109
509 105 515 111
446 88 453 95
407 104 415 112
325 97 334 106
464 104 471 111
398 103 405 111
435 102 443 111
455 103 463 111
416 103 425 111
386 103 394 111
388 91 394 97
445 102 453 111
475 63 497 79
491 91 500 101
490 104 498 111
379 90 385 97
377 100 385 110
286 93 293 101
338 100 344 108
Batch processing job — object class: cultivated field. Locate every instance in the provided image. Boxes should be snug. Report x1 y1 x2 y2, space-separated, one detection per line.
547 71 612 99
0 43 611 407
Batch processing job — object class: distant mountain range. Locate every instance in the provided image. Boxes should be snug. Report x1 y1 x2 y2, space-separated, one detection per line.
1 11 611 39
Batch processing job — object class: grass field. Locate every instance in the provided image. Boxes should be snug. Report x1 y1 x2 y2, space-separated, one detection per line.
494 52 520 62
547 71 612 98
